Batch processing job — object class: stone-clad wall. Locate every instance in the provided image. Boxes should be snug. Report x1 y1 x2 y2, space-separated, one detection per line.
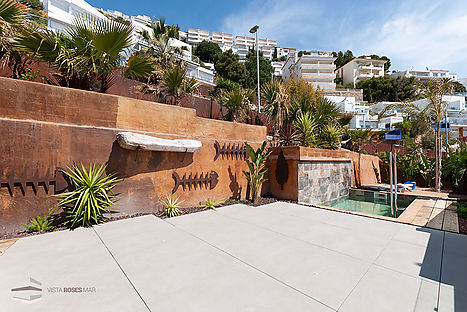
297 160 352 205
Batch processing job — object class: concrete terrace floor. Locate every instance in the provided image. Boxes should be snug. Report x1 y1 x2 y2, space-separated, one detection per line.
1 202 467 311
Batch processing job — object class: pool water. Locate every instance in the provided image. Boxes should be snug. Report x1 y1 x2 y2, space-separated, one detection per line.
324 190 415 217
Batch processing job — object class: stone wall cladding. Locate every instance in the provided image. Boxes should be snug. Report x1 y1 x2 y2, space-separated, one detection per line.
298 160 351 205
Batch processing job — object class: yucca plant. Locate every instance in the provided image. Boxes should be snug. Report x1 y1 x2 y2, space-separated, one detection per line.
200 197 224 211
160 195 183 217
293 112 317 147
243 141 272 203
55 163 121 229
321 123 343 150
22 208 55 232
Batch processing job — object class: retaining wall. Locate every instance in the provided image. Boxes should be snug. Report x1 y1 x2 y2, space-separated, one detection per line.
0 77 267 233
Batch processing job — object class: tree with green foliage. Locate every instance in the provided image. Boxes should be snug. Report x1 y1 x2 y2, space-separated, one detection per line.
332 50 354 68
193 40 221 63
359 54 391 71
244 50 274 88
214 49 247 85
297 50 310 57
209 76 240 97
452 81 466 93
272 47 278 61
356 76 420 103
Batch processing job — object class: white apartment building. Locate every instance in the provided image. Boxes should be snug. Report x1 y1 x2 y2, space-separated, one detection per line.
187 28 210 46
391 69 457 81
335 57 386 87
211 32 233 47
271 61 285 77
282 51 336 90
130 15 152 51
277 47 296 60
41 0 107 32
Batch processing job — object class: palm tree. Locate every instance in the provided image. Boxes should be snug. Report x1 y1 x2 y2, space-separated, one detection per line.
387 79 453 191
421 79 453 191
15 15 149 92
0 0 25 58
141 63 199 105
261 80 290 140
0 0 30 78
217 88 252 122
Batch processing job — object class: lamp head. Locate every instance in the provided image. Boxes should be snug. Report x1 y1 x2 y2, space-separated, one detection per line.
249 25 259 33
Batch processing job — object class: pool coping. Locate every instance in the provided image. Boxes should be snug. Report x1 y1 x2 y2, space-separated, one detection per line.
299 189 459 232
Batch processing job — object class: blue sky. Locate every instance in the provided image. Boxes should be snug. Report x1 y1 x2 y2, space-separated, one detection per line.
91 0 467 77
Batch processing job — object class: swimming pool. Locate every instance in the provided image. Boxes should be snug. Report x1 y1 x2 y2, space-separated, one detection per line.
324 189 415 217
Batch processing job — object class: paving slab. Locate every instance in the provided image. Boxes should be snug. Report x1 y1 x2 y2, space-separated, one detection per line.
218 204 390 262
339 265 433 312
94 214 332 312
443 210 459 233
168 208 370 310
1 201 466 311
426 208 445 230
374 239 442 282
0 228 148 312
439 251 467 312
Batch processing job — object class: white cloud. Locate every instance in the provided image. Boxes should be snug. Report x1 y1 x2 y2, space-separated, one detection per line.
356 1 467 76
221 0 467 76
221 0 323 46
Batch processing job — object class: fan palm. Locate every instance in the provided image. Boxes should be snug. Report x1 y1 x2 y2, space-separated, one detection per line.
0 0 26 71
15 15 149 92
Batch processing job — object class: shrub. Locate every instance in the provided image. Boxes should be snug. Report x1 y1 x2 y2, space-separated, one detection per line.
243 141 272 203
443 142 467 192
200 198 224 211
55 163 121 229
160 195 183 217
456 202 467 218
22 208 55 232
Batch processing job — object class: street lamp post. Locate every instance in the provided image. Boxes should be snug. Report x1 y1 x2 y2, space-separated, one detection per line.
249 25 260 112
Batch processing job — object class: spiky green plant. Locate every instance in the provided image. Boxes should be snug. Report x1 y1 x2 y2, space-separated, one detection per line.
55 163 121 229
218 88 252 122
22 208 55 232
293 112 317 147
321 123 343 150
243 141 272 203
200 197 224 211
160 195 184 217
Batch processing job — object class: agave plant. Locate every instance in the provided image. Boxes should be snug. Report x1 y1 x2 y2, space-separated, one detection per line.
243 141 272 203
55 163 121 229
160 195 183 217
22 208 55 232
200 197 224 211
15 15 150 92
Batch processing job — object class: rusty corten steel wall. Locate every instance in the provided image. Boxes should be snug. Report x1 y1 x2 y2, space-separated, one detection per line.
0 77 267 233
